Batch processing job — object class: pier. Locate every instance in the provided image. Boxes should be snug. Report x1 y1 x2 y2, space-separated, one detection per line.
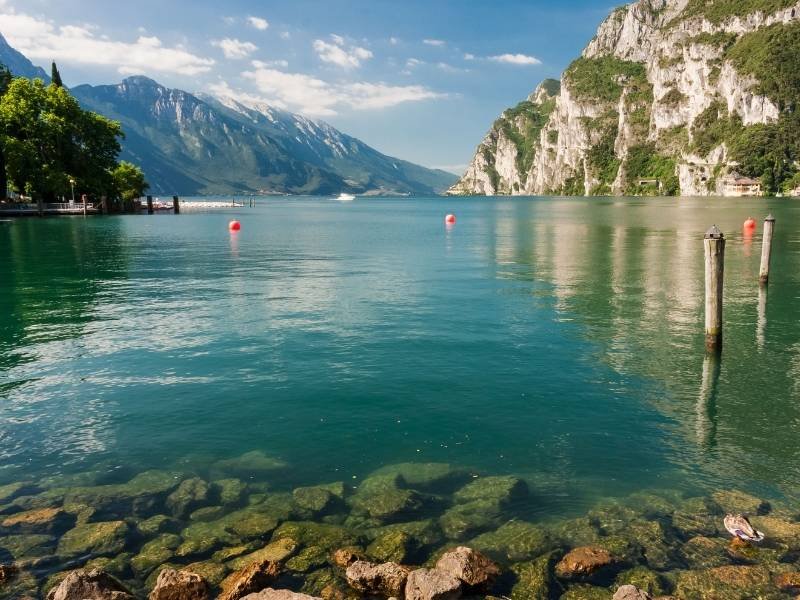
0 202 99 216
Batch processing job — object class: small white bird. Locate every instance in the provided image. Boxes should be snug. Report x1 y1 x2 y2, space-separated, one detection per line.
723 513 765 542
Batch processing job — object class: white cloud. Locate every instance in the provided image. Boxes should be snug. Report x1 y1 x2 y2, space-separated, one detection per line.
212 38 258 59
0 9 214 75
313 35 372 69
405 58 423 68
222 16 236 25
251 58 289 69
247 16 269 30
489 53 541 66
423 39 445 47
464 53 475 60
238 65 445 116
280 31 291 40
389 37 399 45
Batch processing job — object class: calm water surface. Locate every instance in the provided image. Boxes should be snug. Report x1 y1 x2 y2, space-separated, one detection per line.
1 196 799 519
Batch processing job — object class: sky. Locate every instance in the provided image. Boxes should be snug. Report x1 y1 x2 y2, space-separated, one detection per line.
0 0 616 174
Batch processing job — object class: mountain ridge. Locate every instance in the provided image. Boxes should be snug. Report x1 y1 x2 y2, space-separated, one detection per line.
0 37 456 196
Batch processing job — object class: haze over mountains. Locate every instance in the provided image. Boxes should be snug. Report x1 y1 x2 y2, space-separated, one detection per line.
0 33 456 196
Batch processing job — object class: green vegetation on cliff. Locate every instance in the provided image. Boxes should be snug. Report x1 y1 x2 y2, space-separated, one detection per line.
677 0 797 24
623 144 680 196
565 57 648 104
495 97 557 185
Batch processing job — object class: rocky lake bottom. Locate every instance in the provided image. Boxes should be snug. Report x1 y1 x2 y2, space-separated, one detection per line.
1 453 800 599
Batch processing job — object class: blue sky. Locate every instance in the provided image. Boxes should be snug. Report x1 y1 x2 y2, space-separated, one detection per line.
0 0 615 173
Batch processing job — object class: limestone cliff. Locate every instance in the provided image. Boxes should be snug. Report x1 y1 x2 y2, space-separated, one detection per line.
450 0 800 197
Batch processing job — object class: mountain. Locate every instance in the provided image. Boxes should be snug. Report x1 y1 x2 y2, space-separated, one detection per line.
0 34 49 82
451 0 800 197
0 34 455 197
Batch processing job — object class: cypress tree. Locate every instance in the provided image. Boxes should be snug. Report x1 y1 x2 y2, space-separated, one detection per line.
51 61 63 87
0 64 10 199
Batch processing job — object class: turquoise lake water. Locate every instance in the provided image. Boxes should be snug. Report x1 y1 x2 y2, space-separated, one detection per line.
1 195 799 520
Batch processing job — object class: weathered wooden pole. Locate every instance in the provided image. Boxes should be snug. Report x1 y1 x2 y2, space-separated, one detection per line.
704 225 725 352
82 193 87 217
173 195 180 214
759 213 775 285
147 195 154 215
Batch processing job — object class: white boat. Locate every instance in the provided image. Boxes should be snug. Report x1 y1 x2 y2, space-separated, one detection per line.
336 193 356 201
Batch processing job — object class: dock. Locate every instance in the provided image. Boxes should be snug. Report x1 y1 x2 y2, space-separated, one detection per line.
0 202 98 216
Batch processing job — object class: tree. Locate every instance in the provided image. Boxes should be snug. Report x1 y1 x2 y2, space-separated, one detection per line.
0 64 11 199
0 77 123 201
112 161 149 201
51 61 63 88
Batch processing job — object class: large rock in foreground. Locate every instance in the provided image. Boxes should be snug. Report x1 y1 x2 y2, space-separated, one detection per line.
405 568 462 600
219 560 281 600
46 568 135 600
345 560 411 597
241 590 321 600
148 568 209 600
435 546 499 588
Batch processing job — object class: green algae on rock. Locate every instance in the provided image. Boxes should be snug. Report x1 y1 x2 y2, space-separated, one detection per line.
57 520 130 556
510 553 555 600
272 522 358 552
614 566 664 596
131 533 182 574
166 477 212 519
211 451 288 479
369 463 471 492
470 521 553 562
226 538 299 571
366 529 416 563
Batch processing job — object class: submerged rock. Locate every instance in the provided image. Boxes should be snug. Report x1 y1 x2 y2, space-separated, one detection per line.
370 519 445 548
137 515 178 537
453 476 528 506
0 507 73 534
470 521 553 562
218 559 281 600
614 567 663 596
349 480 426 523
674 565 774 599
293 484 344 516
405 567 462 600
331 546 366 569
751 515 800 546
57 520 129 557
439 501 503 540
272 521 357 551
679 536 731 569
612 585 652 600
148 568 209 600
132 533 182 574
185 561 228 587
0 533 55 559
559 584 613 600
189 506 227 522
0 482 36 504
166 478 212 519
240 590 322 600
227 538 298 571
775 571 800 593
285 546 329 572
45 568 134 600
510 553 554 600
345 560 411 597
435 546 499 588
0 563 18 583
367 529 416 563
214 479 248 507
62 470 181 519
211 451 287 479
555 546 615 580
710 490 770 516
370 463 470 492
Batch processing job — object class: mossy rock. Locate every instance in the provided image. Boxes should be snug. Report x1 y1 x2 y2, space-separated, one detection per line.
177 519 240 558
85 552 134 578
511 553 556 600
286 545 329 572
301 567 341 597
674 565 776 599
131 533 182 573
751 515 800 548
144 562 181 591
0 506 74 534
272 521 358 551
349 486 426 523
227 537 299 571
551 517 601 547
214 478 248 506
57 520 130 557
588 503 640 536
623 520 674 570
210 450 287 478
614 566 664 596
249 492 296 521
453 476 528 506
367 529 415 563
224 508 279 539
671 510 719 539
293 484 343 515
470 521 554 562
679 536 732 569
0 567 38 600
369 463 471 492
136 514 177 537
594 536 642 565
0 533 55 560
166 477 212 519
186 559 229 586
711 490 770 516
559 584 613 600
624 492 678 519
0 482 36 505
213 544 256 563
439 500 503 540
190 506 227 522
369 519 444 548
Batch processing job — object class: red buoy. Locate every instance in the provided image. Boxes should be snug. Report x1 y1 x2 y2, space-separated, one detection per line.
445 214 456 224
743 217 756 231
229 220 241 232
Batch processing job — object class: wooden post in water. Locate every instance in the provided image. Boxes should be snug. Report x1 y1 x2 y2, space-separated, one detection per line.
173 195 180 214
759 214 775 285
147 195 154 215
82 193 87 217
704 225 725 353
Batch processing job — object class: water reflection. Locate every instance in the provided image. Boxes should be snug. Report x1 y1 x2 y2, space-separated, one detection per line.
696 353 720 450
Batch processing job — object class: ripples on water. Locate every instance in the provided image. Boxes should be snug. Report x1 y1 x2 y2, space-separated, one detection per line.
0 196 799 516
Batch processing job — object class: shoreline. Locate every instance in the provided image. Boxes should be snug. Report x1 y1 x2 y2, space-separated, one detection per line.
1 455 799 599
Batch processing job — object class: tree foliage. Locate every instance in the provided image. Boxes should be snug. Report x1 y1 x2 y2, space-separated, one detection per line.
51 61 63 88
0 77 127 201
112 161 149 201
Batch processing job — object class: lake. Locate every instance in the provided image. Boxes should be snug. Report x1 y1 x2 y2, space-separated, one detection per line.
1 195 799 595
